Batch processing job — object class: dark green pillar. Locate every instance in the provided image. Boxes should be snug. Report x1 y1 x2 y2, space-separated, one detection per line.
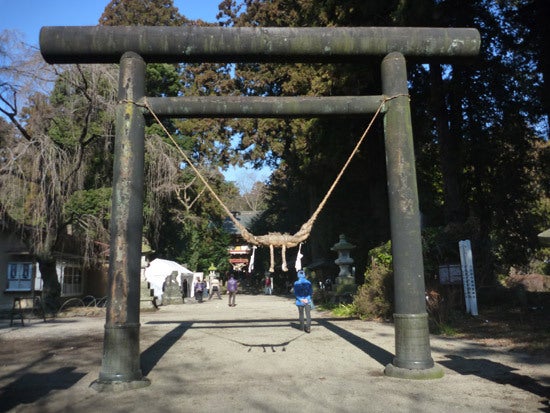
381 52 443 379
91 52 150 391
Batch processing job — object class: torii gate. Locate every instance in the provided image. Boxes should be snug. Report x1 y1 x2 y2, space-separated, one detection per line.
40 26 480 390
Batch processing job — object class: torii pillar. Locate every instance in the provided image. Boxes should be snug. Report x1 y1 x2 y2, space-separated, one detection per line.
382 52 442 378
40 26 480 389
90 51 150 391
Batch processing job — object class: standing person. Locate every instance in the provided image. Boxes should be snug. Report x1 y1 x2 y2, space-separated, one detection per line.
293 270 313 333
227 273 238 307
208 277 222 300
194 277 204 303
264 274 272 295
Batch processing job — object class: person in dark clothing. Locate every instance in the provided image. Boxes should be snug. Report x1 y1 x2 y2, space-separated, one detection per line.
264 275 272 295
227 274 238 307
194 277 204 303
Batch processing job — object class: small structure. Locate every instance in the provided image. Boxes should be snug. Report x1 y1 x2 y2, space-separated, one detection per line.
144 258 195 305
0 226 108 313
331 234 356 286
207 263 218 278
223 211 262 272
206 263 218 291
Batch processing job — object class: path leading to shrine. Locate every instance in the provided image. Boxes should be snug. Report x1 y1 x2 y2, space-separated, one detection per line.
0 294 548 412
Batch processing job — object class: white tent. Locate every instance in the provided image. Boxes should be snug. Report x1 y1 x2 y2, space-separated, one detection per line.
144 258 196 304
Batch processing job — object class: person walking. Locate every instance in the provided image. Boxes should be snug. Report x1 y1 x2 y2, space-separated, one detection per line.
293 270 313 333
227 274 238 307
208 277 222 300
194 277 204 303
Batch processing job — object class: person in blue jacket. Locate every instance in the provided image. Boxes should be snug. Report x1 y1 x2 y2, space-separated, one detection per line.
293 270 313 333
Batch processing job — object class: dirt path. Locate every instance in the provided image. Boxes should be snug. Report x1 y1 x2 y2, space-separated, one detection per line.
0 294 548 412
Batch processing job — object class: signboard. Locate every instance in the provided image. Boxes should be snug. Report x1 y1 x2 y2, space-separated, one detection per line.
438 264 462 285
459 239 478 316
6 262 34 291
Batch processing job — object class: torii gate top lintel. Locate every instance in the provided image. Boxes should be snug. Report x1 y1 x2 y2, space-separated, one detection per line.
40 26 480 64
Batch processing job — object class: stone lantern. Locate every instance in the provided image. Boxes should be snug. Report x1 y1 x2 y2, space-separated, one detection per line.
331 234 356 285
207 263 218 285
208 263 218 277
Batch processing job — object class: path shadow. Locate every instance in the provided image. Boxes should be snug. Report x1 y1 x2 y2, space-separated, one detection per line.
141 322 191 375
142 319 303 363
144 317 358 327
0 366 85 413
440 354 550 405
316 319 394 366
141 318 394 372
145 318 298 326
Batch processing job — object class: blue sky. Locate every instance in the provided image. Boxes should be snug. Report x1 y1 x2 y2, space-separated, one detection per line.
0 0 223 46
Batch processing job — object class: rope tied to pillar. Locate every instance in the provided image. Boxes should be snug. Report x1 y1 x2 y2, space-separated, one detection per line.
140 94 407 272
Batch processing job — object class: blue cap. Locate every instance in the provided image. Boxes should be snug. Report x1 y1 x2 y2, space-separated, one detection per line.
297 270 306 278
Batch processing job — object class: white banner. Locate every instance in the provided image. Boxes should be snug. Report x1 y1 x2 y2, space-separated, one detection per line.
295 242 304 271
459 239 478 316
248 246 257 273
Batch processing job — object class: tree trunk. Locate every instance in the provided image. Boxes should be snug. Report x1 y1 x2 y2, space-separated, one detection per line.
38 258 61 314
430 63 465 224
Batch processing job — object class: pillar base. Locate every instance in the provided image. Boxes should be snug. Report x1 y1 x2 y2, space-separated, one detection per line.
90 378 151 393
95 323 146 389
384 363 444 380
393 313 434 369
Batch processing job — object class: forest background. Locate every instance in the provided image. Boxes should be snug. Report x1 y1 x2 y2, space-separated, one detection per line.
1 0 549 324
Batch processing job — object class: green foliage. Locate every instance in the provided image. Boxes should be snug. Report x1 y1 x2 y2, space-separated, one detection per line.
63 188 112 242
352 241 394 320
528 249 550 275
331 303 357 318
64 188 112 219
145 63 182 97
99 0 186 26
431 323 459 336
155 206 231 273
368 242 393 267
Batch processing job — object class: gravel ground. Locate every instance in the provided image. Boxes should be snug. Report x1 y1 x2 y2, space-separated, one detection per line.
0 294 548 413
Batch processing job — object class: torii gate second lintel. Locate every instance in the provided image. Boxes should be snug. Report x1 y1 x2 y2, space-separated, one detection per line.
39 26 480 390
